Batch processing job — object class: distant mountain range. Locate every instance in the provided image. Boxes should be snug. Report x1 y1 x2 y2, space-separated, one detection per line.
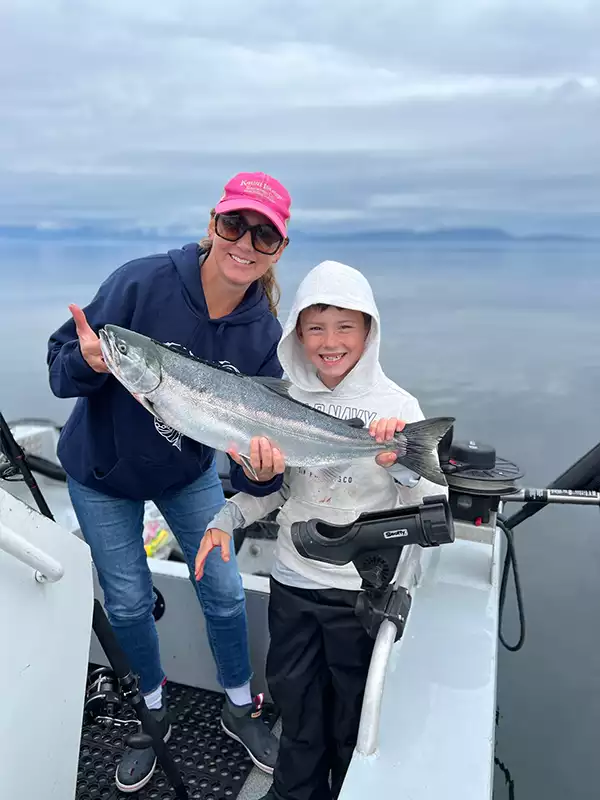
294 226 595 243
0 224 595 243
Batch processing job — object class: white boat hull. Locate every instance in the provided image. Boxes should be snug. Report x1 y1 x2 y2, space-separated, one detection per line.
0 485 94 799
1 420 501 800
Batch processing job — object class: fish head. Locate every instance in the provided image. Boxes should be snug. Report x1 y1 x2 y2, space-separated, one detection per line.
99 325 162 395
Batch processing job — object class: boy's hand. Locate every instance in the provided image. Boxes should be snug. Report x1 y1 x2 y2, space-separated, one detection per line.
195 528 231 580
228 436 285 482
69 304 110 374
369 417 406 467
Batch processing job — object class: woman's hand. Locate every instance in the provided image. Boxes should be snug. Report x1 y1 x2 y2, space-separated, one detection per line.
228 436 285 482
369 417 407 467
69 304 110 373
195 528 231 580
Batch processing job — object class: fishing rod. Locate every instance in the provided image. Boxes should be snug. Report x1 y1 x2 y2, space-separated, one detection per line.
0 415 67 484
0 410 189 800
0 410 54 519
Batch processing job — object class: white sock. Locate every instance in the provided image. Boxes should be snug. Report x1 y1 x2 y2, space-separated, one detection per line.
144 684 163 710
225 682 252 707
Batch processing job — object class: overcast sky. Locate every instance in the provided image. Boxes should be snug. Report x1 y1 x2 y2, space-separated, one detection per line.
1 0 599 236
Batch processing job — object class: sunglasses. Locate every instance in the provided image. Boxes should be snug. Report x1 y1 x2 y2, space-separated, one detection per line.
214 212 285 256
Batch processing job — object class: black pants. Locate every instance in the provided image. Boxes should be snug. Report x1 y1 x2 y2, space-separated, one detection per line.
266 577 375 800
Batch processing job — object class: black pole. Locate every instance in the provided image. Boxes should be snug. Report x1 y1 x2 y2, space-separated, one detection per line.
504 440 600 529
92 601 189 799
0 410 188 799
0 410 54 520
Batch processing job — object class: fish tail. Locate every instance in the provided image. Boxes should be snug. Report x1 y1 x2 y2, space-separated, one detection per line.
393 416 455 486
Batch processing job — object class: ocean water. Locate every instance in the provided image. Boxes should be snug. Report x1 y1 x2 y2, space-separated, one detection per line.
2 236 600 799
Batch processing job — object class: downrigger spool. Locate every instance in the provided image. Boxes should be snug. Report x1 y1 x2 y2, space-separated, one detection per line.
438 426 523 524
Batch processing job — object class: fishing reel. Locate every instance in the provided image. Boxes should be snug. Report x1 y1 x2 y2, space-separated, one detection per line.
84 666 125 726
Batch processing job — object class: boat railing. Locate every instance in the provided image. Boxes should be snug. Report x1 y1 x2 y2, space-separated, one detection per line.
355 544 422 756
0 520 64 583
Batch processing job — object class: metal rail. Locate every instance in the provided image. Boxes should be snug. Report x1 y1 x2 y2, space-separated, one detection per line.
355 545 422 756
0 521 64 583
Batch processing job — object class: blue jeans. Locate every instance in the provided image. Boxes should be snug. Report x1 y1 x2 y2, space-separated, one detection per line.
68 459 251 695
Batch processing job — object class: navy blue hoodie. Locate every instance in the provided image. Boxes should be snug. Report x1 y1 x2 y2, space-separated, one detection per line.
47 243 285 501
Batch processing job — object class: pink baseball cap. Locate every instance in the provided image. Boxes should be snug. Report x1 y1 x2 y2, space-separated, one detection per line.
214 172 291 238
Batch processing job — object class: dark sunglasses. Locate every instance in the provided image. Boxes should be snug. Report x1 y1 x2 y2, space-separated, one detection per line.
214 212 285 256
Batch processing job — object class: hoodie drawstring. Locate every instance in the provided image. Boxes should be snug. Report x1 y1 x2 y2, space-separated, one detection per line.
201 321 227 362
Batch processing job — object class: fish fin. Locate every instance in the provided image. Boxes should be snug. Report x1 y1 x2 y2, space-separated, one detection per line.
345 417 365 428
133 396 172 434
253 375 293 398
238 453 261 482
392 416 455 487
133 394 158 417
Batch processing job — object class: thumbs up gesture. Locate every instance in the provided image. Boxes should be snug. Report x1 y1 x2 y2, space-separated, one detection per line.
69 304 109 374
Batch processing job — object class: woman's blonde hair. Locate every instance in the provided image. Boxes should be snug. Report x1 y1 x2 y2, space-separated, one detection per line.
200 208 283 317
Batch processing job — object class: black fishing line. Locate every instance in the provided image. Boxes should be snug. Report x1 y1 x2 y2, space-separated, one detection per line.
494 754 516 800
497 515 526 652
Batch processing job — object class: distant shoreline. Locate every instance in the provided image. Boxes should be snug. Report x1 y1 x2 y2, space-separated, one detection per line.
0 225 597 245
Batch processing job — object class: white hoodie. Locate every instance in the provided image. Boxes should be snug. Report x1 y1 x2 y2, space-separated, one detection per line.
208 260 446 592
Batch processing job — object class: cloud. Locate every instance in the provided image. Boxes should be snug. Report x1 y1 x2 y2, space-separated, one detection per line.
0 0 599 234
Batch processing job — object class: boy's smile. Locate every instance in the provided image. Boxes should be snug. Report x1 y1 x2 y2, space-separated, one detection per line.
297 305 370 390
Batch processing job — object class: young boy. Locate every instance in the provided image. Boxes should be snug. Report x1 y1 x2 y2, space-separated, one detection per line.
195 260 445 800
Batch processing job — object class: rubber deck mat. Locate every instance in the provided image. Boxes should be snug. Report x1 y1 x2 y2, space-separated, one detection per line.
76 679 277 800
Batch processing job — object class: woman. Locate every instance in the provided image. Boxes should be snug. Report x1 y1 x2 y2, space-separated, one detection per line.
47 171 290 793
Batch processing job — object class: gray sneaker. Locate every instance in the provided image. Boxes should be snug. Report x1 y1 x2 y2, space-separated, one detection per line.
220 692 278 773
115 703 172 793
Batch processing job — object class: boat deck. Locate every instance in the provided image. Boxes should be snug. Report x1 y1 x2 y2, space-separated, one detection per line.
77 671 278 800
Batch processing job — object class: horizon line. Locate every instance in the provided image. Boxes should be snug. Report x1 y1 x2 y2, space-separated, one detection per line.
0 223 597 243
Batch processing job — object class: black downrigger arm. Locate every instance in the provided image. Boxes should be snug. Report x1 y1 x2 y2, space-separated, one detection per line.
291 495 455 641
503 441 600 530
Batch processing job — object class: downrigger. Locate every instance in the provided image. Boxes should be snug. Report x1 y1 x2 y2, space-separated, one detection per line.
291 424 600 651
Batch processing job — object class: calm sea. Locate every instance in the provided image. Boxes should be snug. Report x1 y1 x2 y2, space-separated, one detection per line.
2 236 599 799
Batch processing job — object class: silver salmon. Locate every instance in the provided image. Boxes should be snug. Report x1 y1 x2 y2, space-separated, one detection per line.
99 324 454 486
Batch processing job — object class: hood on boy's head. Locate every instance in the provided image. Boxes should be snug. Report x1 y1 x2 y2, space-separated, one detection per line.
278 260 382 394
